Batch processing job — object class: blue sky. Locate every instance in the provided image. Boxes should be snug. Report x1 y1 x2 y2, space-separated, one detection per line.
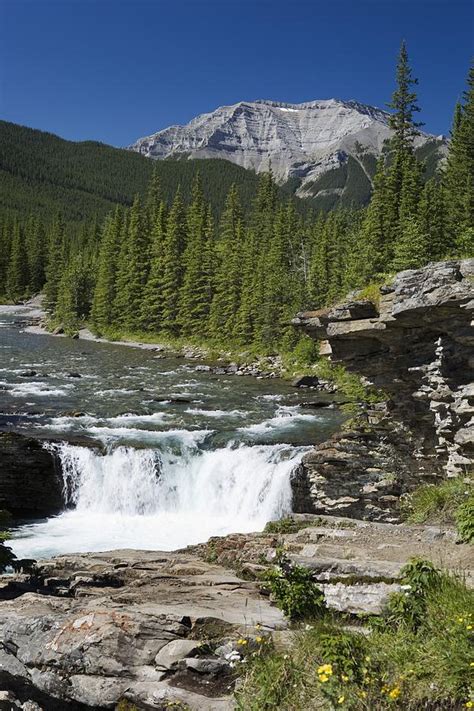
1 0 472 146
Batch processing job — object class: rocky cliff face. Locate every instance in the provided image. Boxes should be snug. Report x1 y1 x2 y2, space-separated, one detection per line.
292 259 474 520
129 99 444 205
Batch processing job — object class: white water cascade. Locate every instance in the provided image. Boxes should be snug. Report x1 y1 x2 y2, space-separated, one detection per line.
11 437 306 559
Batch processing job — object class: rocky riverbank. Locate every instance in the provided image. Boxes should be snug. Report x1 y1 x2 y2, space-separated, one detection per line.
0 514 471 710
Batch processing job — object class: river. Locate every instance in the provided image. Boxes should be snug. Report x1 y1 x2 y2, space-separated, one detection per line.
0 306 343 559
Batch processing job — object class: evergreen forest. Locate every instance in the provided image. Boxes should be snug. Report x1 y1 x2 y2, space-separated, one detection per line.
1 46 473 355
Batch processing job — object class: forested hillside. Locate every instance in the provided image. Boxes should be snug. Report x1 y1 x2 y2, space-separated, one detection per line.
0 121 294 225
0 49 472 357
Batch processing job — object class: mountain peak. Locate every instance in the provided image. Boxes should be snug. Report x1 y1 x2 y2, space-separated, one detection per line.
129 98 445 206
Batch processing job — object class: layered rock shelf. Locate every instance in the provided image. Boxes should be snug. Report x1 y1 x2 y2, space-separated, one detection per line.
292 259 474 519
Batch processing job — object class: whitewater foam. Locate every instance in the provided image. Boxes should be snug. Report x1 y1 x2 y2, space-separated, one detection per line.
11 439 304 557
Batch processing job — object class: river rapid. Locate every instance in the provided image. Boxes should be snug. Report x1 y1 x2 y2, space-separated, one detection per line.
0 306 343 559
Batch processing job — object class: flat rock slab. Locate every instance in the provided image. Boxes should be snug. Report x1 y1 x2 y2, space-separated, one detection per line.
0 550 286 709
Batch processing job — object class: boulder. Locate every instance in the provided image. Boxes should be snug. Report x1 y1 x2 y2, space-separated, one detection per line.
292 375 321 388
0 433 63 517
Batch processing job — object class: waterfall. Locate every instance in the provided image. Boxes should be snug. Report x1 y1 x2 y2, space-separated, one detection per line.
55 440 299 522
12 437 306 559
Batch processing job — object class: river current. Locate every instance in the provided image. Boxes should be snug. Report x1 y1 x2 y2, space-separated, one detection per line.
0 306 343 559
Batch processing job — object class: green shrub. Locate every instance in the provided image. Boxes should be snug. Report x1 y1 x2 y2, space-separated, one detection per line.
383 558 442 632
403 476 474 543
403 477 471 524
286 335 321 367
264 517 316 534
264 554 326 621
356 282 383 309
314 358 385 406
456 496 474 543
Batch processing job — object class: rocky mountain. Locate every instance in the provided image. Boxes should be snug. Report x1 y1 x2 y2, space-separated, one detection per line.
130 99 446 208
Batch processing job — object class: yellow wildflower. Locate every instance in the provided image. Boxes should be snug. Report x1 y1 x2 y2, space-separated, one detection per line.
255 624 262 630
317 663 333 675
389 687 401 700
255 636 263 643
337 696 345 705
319 674 329 683
341 674 349 682
458 617 465 623
360 691 367 699
470 662 474 667
467 625 473 630
465 702 473 709
237 638 248 646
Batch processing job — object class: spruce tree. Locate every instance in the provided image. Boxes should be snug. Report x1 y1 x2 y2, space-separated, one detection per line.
6 221 29 301
140 201 168 331
387 41 424 154
160 187 187 334
91 207 123 330
55 255 94 334
418 178 449 261
26 217 46 294
391 215 427 271
208 185 244 341
43 214 66 313
115 196 148 330
0 217 11 295
178 174 211 336
443 63 474 254
386 42 424 269
308 212 329 306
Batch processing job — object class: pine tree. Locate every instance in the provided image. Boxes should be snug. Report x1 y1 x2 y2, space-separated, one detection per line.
6 221 29 301
208 185 244 341
418 178 449 261
391 216 427 271
115 196 148 330
26 217 46 293
178 174 212 336
444 63 474 254
55 254 94 334
160 187 187 334
44 214 66 313
91 207 123 330
140 201 168 331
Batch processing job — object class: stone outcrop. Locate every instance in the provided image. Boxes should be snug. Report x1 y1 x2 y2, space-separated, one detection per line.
0 517 471 709
0 433 63 517
292 260 473 517
0 549 286 710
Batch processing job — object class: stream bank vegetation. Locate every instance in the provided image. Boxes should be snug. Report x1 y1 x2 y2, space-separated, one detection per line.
402 474 474 543
236 557 474 710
